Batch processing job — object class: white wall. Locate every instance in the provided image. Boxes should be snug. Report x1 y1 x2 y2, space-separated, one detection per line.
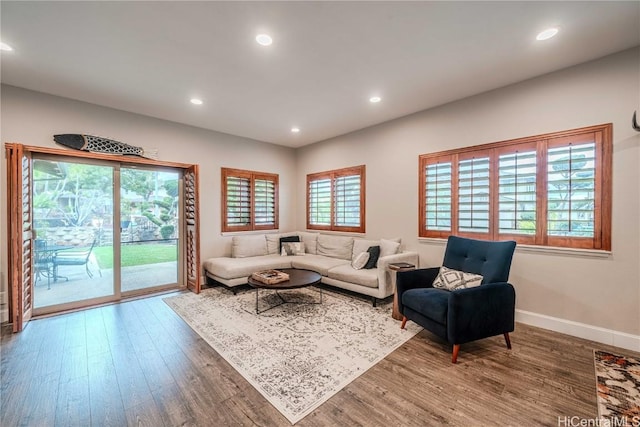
2 48 639 349
296 48 640 344
0 85 297 321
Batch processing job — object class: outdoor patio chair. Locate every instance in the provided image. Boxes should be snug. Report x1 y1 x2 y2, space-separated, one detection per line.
53 238 101 281
34 239 53 289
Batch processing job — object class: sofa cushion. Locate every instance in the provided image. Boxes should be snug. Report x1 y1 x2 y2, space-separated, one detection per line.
364 245 380 269
327 264 379 288
402 288 450 324
432 266 483 291
352 239 379 260
232 235 268 258
203 254 292 279
317 234 354 260
298 231 319 254
266 233 280 254
290 254 350 276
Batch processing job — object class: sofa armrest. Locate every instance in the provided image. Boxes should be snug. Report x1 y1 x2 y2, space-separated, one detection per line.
447 282 516 345
376 251 419 296
395 268 440 315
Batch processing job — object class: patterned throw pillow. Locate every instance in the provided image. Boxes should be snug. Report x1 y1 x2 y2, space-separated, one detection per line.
279 235 300 252
351 252 370 270
432 266 483 291
281 242 305 256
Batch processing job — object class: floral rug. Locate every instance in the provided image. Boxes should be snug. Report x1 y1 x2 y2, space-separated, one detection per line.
164 287 421 424
594 350 640 424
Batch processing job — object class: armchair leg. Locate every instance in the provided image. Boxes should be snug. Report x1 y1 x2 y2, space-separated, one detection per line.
400 316 407 329
504 332 512 349
452 344 460 364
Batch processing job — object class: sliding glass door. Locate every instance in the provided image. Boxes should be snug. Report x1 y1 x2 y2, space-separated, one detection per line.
32 157 116 310
31 156 183 314
120 167 180 294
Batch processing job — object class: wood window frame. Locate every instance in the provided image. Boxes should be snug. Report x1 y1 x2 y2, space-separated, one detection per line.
220 167 279 233
5 142 201 332
418 124 612 251
306 165 366 233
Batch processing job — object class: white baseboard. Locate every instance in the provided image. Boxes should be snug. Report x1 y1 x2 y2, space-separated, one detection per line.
516 309 640 352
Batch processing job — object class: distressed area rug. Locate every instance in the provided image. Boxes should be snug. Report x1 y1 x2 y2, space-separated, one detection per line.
164 287 420 424
594 350 640 424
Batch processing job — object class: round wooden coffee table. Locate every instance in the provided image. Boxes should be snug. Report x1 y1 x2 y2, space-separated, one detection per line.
247 268 322 314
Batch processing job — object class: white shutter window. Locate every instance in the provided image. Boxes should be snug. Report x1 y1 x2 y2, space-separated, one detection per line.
425 162 452 231
309 178 332 226
254 178 275 226
547 142 596 237
226 176 251 227
498 150 536 235
458 157 490 233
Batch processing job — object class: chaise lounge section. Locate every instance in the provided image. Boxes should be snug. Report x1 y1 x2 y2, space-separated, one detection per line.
203 232 419 305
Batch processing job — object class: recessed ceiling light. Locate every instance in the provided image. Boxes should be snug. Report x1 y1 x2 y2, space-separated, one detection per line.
536 28 559 41
0 42 14 51
256 34 273 46
291 127 300 133
369 96 381 103
190 98 203 105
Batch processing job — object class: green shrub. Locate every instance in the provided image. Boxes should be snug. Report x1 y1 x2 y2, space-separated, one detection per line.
160 225 175 239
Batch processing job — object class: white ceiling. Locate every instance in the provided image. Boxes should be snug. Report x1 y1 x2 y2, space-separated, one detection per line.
1 1 639 148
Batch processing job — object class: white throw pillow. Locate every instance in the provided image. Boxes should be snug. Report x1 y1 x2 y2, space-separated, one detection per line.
280 242 305 256
432 266 483 291
351 252 370 270
379 238 401 258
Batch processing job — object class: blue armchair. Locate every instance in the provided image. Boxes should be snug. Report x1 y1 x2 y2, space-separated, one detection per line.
398 236 516 363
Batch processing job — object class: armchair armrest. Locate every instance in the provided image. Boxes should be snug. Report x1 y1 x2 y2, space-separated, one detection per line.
376 251 419 296
447 282 516 345
396 267 440 315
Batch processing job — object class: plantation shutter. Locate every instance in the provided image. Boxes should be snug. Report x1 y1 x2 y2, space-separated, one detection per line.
424 160 453 234
184 164 201 294
253 175 278 230
225 172 252 231
458 156 490 234
308 178 332 227
498 149 537 237
334 174 361 228
547 137 597 240
221 168 279 232
5 143 34 332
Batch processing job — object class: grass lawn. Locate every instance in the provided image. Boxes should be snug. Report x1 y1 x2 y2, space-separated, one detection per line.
93 243 178 268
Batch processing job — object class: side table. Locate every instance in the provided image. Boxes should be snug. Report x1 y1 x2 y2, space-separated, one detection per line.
387 263 416 321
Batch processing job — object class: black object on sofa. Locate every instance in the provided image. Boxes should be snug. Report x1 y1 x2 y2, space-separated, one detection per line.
397 236 516 363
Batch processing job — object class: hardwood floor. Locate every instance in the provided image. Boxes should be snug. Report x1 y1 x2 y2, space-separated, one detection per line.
1 289 637 426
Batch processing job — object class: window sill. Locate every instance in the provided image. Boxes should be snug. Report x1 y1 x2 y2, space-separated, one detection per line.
418 237 612 259
221 230 280 237
305 229 366 238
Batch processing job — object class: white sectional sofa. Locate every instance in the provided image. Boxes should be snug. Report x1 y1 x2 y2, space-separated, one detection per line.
203 232 419 305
